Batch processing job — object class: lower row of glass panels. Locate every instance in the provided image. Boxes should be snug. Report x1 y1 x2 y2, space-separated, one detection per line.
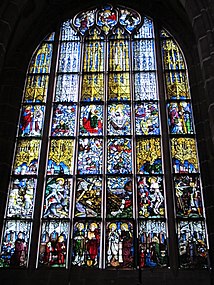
0 219 208 269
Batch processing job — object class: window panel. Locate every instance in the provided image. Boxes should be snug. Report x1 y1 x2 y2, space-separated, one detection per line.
39 221 69 267
51 104 77 136
106 221 134 268
19 105 45 137
77 138 103 175
135 102 160 135
72 221 100 267
75 177 102 218
138 220 168 268
13 139 41 175
107 177 133 218
79 104 103 136
137 176 165 218
134 72 158 100
136 138 162 174
47 139 74 175
43 177 72 219
107 103 131 136
81 73 104 102
24 75 49 103
6 178 36 219
29 43 53 74
165 71 190 100
55 74 79 102
58 42 80 73
108 72 130 101
83 41 104 72
107 138 132 174
109 40 130 71
168 102 194 134
177 221 208 269
133 40 156 71
171 138 198 174
174 175 203 218
0 221 31 268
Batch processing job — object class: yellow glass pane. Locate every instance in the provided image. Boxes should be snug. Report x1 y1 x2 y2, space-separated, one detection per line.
171 137 198 173
83 41 104 72
108 72 130 100
81 73 104 101
109 40 130 71
136 138 162 174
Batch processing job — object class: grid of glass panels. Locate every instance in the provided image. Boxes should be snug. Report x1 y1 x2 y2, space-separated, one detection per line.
0 5 208 270
0 34 54 267
161 30 208 269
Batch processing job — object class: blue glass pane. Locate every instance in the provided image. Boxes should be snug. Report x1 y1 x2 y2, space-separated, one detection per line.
134 17 154 38
133 40 156 71
139 220 168 268
107 177 133 218
78 138 103 174
55 74 79 102
135 102 160 135
134 72 157 100
0 220 31 268
51 104 76 136
83 41 104 72
107 138 132 174
107 103 131 135
61 20 80 41
58 42 80 73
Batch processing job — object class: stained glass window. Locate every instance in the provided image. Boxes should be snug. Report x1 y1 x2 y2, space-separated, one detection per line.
0 4 209 271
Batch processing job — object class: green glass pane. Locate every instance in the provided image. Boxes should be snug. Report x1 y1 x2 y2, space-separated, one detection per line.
72 221 100 267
